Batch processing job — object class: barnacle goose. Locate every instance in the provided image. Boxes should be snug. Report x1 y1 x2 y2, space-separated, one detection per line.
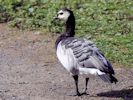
54 8 118 96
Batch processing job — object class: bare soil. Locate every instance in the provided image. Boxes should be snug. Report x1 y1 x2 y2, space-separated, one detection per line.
0 24 133 100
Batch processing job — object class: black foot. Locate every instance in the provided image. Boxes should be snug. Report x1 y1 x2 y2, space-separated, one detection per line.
67 92 81 96
81 92 89 95
76 92 82 96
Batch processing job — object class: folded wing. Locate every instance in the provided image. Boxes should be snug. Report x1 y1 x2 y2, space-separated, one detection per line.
61 37 115 74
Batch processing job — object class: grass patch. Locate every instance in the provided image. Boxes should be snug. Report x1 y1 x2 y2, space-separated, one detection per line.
0 0 133 67
95 34 133 67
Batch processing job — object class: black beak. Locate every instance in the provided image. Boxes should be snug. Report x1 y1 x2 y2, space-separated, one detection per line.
53 16 58 20
51 15 59 23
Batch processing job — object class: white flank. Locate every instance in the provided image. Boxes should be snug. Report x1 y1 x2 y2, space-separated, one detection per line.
79 67 105 75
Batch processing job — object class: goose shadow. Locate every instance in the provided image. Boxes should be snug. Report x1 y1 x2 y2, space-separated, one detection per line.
97 88 133 99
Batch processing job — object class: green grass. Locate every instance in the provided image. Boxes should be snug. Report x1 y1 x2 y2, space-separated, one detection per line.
95 34 133 67
0 0 133 67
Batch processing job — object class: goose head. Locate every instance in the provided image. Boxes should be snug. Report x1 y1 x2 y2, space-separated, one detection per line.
54 8 75 22
54 8 74 22
54 8 75 37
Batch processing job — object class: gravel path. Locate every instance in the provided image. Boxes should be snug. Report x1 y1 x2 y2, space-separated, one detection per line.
0 24 133 100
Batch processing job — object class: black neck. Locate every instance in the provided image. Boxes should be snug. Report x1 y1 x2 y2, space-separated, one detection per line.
64 14 75 37
55 13 75 49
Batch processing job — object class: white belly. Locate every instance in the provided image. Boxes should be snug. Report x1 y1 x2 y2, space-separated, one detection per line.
56 42 79 75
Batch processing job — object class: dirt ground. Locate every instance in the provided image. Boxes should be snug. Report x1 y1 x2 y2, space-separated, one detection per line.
0 23 133 100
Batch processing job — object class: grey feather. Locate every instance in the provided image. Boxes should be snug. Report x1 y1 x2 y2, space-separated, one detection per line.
61 37 115 74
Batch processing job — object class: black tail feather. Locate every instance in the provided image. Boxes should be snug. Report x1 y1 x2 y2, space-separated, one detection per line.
110 74 118 84
98 74 118 83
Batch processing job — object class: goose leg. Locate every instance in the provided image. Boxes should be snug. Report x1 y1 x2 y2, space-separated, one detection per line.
82 78 89 95
73 75 81 96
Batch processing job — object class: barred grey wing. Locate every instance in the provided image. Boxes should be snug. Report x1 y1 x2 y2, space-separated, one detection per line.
61 37 114 74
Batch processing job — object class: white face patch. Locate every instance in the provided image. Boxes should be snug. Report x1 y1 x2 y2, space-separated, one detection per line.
57 10 70 21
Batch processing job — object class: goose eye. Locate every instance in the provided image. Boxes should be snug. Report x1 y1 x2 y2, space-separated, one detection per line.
60 12 63 15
